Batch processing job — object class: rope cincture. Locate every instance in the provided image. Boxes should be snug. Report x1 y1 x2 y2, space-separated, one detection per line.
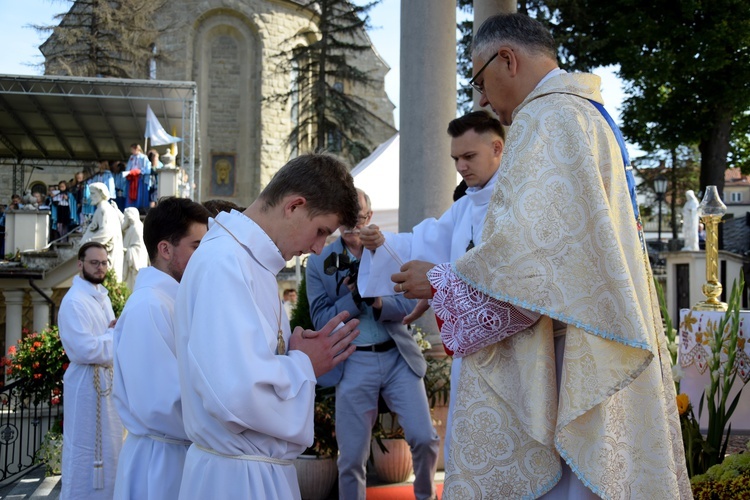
92 364 114 490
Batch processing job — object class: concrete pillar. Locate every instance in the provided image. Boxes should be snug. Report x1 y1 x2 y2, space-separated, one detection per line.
399 0 457 232
157 168 181 198
30 288 53 334
473 0 516 32
5 210 50 254
3 289 26 356
472 0 516 109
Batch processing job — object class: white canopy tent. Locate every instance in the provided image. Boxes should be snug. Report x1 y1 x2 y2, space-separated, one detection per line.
352 133 399 233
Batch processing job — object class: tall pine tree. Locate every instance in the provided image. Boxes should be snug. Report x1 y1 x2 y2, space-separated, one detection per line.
270 0 381 165
37 0 171 79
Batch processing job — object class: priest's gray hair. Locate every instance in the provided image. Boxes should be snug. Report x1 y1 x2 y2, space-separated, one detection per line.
356 188 371 212
472 13 556 62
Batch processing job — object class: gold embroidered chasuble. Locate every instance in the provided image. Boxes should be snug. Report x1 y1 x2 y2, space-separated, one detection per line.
445 73 690 499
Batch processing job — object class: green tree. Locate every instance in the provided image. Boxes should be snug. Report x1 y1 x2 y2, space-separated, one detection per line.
290 269 314 332
457 1 557 114
270 0 381 165
634 147 701 239
548 0 750 195
37 0 170 79
457 0 474 114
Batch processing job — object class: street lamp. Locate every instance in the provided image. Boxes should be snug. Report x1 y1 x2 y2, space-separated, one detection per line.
654 174 668 249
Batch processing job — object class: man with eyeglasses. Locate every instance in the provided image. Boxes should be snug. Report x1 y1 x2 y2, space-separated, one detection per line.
393 13 690 499
307 188 439 499
58 241 124 499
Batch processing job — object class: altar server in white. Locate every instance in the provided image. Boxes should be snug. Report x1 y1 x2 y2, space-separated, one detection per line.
174 154 361 499
58 241 123 500
113 197 210 499
358 110 504 462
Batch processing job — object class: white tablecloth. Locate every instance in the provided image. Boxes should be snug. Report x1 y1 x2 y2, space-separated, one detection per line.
679 308 750 431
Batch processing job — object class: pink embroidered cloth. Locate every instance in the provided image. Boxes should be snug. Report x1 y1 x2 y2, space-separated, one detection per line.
427 263 540 357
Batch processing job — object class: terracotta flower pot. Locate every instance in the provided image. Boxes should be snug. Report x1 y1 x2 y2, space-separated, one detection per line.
371 438 413 484
294 455 337 500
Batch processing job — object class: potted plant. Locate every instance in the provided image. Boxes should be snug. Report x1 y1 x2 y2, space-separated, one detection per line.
294 385 338 500
2 326 67 476
371 409 413 484
2 326 68 406
36 417 63 475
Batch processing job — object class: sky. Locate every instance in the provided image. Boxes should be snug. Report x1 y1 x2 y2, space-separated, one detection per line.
0 0 629 146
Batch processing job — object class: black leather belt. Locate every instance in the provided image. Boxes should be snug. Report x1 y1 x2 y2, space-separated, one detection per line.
355 339 396 352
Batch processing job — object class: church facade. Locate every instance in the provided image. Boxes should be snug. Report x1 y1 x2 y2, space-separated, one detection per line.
40 0 396 206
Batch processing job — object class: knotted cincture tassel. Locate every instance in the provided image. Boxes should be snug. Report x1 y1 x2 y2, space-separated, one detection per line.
93 460 104 489
93 364 113 490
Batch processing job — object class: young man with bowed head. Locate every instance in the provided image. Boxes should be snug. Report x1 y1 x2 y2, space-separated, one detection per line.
174 154 361 499
394 13 691 499
307 189 439 500
112 197 211 499
58 241 123 499
358 110 505 465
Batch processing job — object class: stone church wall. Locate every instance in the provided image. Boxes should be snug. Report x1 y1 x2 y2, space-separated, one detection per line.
32 0 396 209
155 0 396 207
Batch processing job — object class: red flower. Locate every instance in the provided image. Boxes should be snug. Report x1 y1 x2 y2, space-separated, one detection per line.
32 362 40 369
50 396 60 405
33 373 42 379
32 341 42 348
7 346 16 355
62 363 69 371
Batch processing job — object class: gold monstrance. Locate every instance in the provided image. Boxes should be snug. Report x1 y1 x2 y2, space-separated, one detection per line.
693 185 727 311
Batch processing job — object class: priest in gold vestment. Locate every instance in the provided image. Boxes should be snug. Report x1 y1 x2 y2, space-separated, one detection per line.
394 13 691 500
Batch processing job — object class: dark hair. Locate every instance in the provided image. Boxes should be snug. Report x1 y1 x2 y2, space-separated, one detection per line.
78 241 107 260
473 13 556 61
447 110 505 140
453 180 468 202
202 199 244 217
143 197 211 261
259 153 358 228
283 288 296 295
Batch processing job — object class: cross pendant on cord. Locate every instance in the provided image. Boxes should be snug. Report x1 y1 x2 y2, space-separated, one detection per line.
277 330 286 355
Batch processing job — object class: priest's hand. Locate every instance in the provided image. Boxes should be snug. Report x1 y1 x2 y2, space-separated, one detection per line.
391 260 436 299
359 225 384 251
289 311 360 377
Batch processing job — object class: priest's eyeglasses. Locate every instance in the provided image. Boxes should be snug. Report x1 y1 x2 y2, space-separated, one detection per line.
468 52 498 94
356 212 372 225
84 260 109 268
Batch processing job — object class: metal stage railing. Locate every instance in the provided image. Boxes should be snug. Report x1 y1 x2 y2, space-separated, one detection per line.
0 378 62 485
